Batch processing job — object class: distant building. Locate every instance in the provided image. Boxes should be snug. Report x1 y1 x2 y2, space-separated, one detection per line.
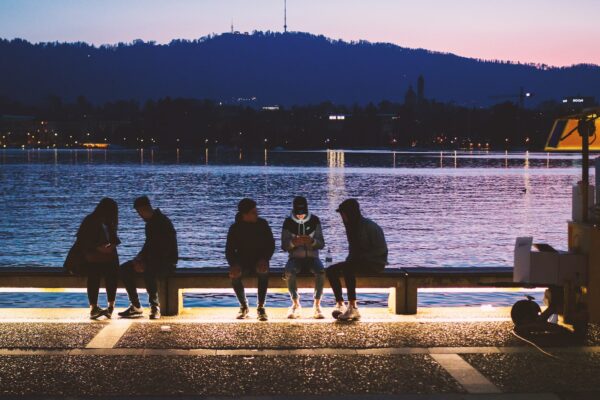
561 96 596 112
417 75 425 103
404 85 417 106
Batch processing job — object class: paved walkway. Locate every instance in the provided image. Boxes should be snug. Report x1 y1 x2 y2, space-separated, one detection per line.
0 307 599 398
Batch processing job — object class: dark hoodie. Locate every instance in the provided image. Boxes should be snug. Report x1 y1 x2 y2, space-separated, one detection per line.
225 214 275 267
338 199 388 266
138 208 178 270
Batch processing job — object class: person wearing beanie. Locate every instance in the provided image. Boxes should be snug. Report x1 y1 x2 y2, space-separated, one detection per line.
225 198 275 321
326 198 388 321
281 196 326 319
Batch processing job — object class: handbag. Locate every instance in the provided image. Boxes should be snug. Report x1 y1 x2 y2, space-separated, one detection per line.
63 239 87 276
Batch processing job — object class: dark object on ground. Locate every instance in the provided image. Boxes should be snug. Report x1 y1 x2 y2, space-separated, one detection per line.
511 295 541 326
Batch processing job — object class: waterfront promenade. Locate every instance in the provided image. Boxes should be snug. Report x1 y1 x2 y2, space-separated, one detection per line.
1 306 599 398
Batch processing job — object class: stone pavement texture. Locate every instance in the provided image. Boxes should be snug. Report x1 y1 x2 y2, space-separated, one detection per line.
0 307 599 398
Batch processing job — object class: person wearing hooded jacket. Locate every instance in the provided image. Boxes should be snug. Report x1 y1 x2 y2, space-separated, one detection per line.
281 196 326 319
226 198 275 321
326 198 388 321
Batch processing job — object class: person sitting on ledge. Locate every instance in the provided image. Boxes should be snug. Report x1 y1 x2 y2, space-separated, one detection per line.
226 198 275 321
71 197 121 320
282 196 326 319
326 198 388 321
119 196 178 320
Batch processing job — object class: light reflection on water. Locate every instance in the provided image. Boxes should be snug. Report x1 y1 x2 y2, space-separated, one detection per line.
0 149 594 307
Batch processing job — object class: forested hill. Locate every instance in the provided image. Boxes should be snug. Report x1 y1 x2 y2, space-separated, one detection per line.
1 31 599 106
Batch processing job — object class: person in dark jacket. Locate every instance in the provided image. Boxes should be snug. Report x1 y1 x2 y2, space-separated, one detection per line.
119 196 178 320
226 198 275 321
75 197 121 320
326 198 388 321
281 196 326 319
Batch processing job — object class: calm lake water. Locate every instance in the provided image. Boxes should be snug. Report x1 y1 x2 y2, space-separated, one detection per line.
0 148 594 307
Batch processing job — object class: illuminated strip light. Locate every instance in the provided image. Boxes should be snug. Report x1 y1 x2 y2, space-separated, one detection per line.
0 287 545 294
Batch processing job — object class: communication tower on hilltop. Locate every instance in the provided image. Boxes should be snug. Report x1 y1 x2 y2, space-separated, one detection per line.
284 0 288 33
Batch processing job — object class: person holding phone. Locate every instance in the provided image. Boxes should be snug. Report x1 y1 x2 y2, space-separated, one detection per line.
74 198 120 319
118 196 178 320
226 198 275 321
281 196 326 319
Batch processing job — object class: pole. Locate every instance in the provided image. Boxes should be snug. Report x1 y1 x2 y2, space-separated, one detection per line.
582 119 590 223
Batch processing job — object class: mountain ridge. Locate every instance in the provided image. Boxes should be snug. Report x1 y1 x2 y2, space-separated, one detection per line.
1 31 599 106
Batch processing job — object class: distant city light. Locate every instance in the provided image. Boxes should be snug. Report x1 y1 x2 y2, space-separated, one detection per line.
329 115 345 120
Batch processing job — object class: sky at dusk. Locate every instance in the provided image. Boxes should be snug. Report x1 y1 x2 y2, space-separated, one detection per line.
0 0 598 67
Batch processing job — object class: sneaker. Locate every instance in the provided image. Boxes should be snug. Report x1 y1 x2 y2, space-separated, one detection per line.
90 306 106 320
287 304 302 319
333 302 346 313
118 305 143 318
313 304 325 319
105 306 114 319
257 307 268 322
332 302 347 319
149 306 161 320
338 305 361 321
236 305 250 320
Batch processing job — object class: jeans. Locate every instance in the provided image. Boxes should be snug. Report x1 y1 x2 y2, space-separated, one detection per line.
326 260 384 302
231 261 269 307
87 261 118 306
120 260 170 308
284 258 325 301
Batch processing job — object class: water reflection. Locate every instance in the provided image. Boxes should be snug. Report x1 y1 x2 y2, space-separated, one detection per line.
327 149 345 168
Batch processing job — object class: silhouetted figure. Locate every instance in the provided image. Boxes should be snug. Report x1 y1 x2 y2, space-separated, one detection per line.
282 196 326 319
119 196 178 320
326 199 388 321
75 198 120 319
226 198 275 321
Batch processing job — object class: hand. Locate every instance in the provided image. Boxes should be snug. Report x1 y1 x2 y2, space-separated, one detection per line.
133 260 145 273
229 264 242 279
299 235 312 245
291 236 304 246
96 243 114 254
256 259 269 274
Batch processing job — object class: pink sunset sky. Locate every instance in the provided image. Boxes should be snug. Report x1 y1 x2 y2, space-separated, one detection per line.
0 0 598 67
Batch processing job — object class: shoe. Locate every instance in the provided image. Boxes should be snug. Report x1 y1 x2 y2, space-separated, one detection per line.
90 306 106 320
236 305 249 319
287 304 302 319
338 305 361 321
149 306 161 320
118 305 143 318
313 304 325 319
332 302 347 319
257 307 268 321
105 306 114 319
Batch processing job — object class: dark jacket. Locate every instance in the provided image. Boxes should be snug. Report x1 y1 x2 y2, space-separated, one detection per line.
226 215 275 266
347 217 388 266
281 212 325 259
76 213 120 265
138 208 178 270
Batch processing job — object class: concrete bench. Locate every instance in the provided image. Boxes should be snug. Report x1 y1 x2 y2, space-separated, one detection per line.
0 266 514 316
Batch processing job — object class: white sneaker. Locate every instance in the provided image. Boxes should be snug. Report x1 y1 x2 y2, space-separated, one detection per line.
287 304 302 319
333 303 346 313
338 305 361 321
313 304 325 319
